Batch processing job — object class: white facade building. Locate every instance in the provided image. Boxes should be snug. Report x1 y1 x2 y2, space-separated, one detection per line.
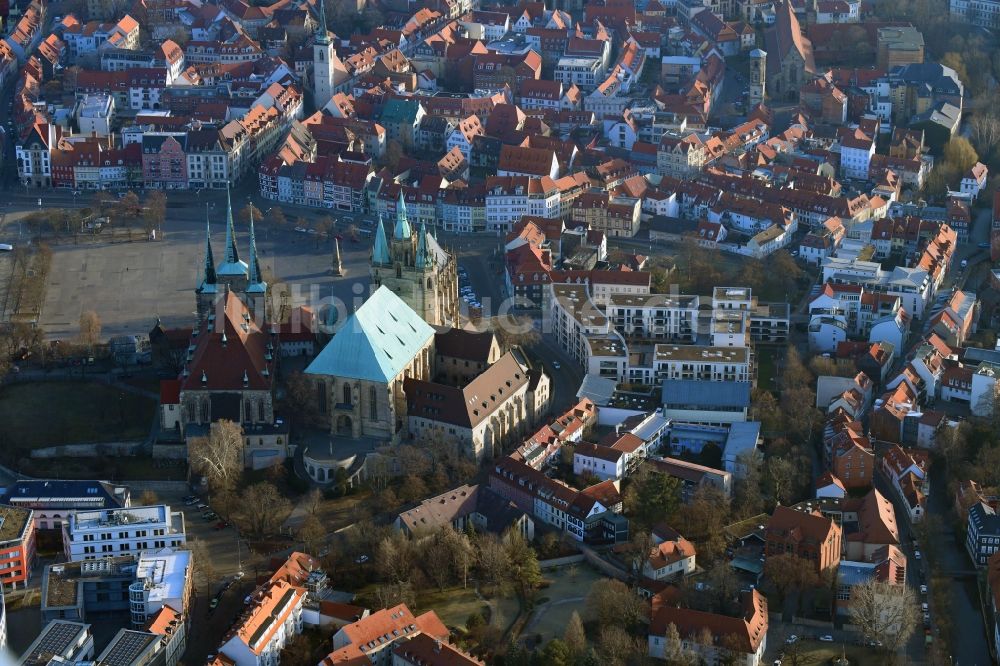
62 505 186 561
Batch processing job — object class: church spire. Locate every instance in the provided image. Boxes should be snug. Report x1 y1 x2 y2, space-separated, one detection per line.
315 0 331 45
393 190 412 240
415 221 431 269
200 206 217 290
247 204 266 293
217 185 249 277
373 213 391 265
224 186 240 266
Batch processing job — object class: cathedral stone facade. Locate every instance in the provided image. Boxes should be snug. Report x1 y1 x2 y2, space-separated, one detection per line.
371 192 459 328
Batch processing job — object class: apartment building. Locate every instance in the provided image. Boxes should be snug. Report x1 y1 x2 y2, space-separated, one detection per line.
130 548 192 628
653 345 753 383
0 480 130 532
322 604 448 665
606 293 699 342
485 175 560 232
63 506 186 561
0 506 35 590
554 56 605 88
967 502 1000 567
217 580 305 666
19 621 94 666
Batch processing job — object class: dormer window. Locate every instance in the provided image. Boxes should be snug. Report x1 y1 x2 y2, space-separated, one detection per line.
201 370 208 385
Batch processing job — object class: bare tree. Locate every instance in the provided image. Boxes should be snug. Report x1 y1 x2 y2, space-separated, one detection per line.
437 526 474 588
78 310 102 349
305 487 323 516
375 532 415 584
298 514 326 555
586 578 645 629
238 482 292 539
849 579 919 653
188 419 244 491
663 622 698 665
188 539 215 591
563 611 587 660
144 191 166 236
475 533 510 592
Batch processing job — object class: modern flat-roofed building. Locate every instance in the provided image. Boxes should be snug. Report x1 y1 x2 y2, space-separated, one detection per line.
130 548 192 628
661 379 752 425
0 504 36 589
0 480 130 532
63 505 185 561
42 556 137 624
94 628 163 666
19 620 94 666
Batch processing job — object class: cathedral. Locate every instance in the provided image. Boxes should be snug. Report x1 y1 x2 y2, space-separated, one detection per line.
371 192 459 328
195 188 268 324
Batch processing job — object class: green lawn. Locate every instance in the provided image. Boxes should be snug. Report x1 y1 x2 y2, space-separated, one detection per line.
417 587 491 630
415 585 520 634
756 348 777 392
791 639 886 666
0 381 155 454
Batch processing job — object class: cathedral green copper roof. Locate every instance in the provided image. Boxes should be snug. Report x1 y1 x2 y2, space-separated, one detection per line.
305 286 435 382
372 214 391 265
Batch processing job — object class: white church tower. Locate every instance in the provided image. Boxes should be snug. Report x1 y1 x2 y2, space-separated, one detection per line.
313 0 336 111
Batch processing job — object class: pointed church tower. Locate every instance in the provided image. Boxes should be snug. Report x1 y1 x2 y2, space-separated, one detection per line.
393 190 412 240
313 0 336 110
372 213 391 265
216 186 249 293
415 221 433 269
243 205 268 322
196 207 218 326
247 205 266 293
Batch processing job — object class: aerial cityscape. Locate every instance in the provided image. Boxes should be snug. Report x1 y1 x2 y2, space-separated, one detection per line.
0 0 997 663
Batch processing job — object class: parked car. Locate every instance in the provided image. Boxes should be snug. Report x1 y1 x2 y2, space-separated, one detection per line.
209 598 219 611
921 603 928 612
552 361 561 370
979 242 990 249
214 521 228 530
920 585 928 595
818 635 834 642
915 550 922 560
785 636 799 645
355 555 369 564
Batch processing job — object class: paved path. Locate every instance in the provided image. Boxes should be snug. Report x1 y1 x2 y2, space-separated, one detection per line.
521 596 585 636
